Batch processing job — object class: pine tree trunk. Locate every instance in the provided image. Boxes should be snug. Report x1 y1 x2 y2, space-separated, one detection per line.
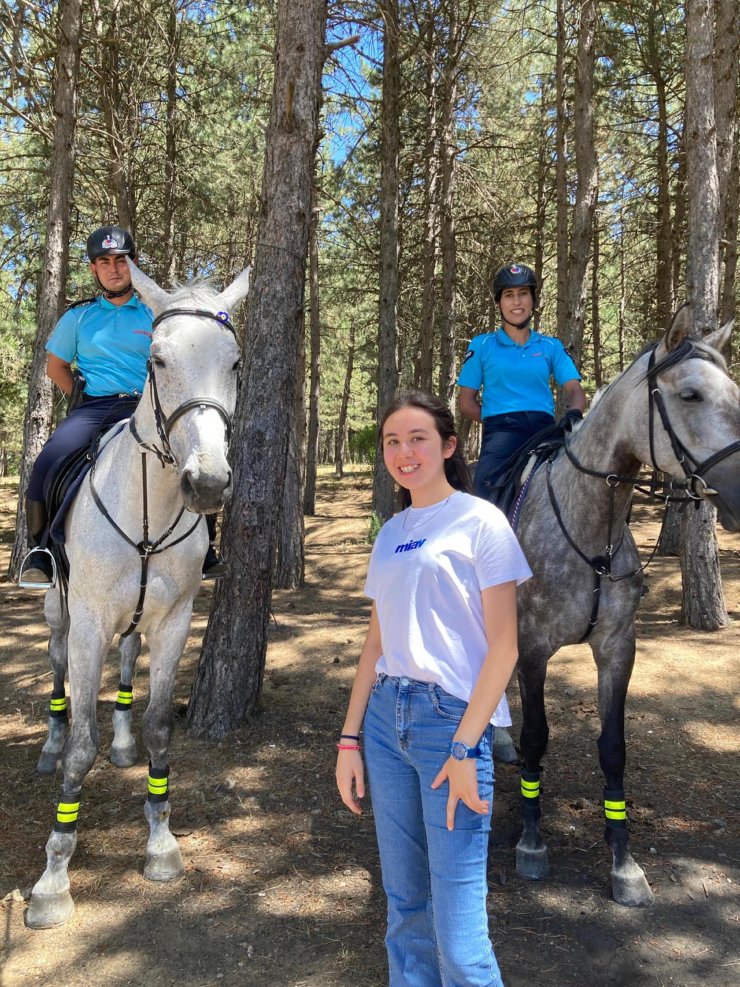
8 0 82 581
372 0 400 522
275 315 306 589
563 0 597 368
437 45 458 409
335 325 355 479
303 203 321 515
682 0 727 630
415 12 438 393
651 28 674 328
720 138 739 323
92 0 135 234
657 499 682 556
187 0 327 738
162 0 179 285
680 502 729 628
591 216 602 387
555 0 569 334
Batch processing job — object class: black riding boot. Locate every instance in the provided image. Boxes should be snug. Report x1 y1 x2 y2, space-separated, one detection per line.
202 514 226 580
19 499 54 587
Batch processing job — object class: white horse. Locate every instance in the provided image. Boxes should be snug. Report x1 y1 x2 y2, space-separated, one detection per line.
26 262 250 929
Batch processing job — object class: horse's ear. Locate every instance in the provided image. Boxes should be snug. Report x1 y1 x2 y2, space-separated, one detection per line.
704 319 733 355
659 303 693 354
216 266 252 316
127 259 170 314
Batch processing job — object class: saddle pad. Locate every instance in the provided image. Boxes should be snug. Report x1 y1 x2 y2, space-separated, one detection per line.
48 419 129 545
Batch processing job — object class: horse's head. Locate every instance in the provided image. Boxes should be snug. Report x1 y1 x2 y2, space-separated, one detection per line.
128 261 251 514
644 305 740 531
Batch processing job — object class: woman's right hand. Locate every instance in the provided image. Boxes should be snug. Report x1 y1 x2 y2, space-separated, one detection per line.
336 750 365 815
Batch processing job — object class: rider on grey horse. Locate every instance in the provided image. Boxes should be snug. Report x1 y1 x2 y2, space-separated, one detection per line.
20 226 225 587
458 263 587 503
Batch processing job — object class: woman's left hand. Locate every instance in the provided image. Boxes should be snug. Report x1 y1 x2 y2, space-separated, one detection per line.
431 757 490 831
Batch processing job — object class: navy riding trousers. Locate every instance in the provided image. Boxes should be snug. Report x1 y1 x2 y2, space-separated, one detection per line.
474 410 555 502
28 395 138 502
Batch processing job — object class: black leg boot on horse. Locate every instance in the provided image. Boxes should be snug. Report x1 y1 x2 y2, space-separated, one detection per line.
201 513 226 579
19 499 57 589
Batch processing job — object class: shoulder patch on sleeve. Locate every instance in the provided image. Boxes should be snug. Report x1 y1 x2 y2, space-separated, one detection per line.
462 348 474 365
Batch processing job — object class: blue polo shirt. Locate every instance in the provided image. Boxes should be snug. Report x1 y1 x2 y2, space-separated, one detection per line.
457 328 580 418
46 294 153 397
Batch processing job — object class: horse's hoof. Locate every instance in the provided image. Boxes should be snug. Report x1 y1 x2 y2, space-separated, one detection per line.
516 843 550 880
493 732 519 764
25 890 75 929
612 872 654 907
36 752 59 775
144 847 184 882
110 743 137 768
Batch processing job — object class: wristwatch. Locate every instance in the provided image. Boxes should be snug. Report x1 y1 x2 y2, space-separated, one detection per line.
449 740 481 761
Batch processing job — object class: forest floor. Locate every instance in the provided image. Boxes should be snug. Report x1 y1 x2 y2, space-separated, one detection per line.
0 467 738 987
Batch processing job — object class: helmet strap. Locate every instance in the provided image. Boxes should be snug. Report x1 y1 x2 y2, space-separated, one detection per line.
92 271 133 300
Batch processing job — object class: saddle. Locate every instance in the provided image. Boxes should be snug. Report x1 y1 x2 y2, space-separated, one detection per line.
483 423 568 527
46 419 130 548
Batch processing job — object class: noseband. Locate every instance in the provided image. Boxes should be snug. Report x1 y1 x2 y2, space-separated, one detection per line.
130 308 238 467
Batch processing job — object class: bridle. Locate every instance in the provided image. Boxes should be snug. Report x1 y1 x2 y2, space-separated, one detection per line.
547 339 739 641
645 341 740 498
130 307 238 468
90 306 239 637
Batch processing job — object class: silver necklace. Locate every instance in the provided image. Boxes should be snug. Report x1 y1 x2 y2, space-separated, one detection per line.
402 495 451 531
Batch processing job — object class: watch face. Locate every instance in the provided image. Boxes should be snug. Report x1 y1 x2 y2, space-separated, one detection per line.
451 741 468 760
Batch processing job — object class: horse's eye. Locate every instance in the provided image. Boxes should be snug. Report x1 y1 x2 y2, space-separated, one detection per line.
152 355 166 369
233 359 241 373
679 389 702 402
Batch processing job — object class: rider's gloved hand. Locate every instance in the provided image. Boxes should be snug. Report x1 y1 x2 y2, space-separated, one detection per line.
558 408 583 431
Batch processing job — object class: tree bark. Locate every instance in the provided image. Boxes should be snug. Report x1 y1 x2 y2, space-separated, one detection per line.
682 0 728 630
275 312 306 589
720 137 739 323
161 0 179 285
187 0 327 738
555 0 569 334
335 324 356 479
372 0 400 522
91 0 135 234
415 10 438 393
437 19 458 409
591 214 602 387
563 0 597 368
649 8 675 329
8 0 82 580
303 203 321 515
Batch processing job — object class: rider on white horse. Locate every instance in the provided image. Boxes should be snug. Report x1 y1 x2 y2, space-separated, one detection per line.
20 226 225 587
458 263 588 502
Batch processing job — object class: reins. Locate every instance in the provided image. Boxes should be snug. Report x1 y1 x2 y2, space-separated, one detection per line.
546 342 739 642
88 306 237 637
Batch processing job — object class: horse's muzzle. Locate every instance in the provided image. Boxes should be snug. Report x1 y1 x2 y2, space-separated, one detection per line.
180 466 232 514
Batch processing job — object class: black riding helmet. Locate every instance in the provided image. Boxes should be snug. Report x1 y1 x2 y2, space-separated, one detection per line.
493 263 538 306
87 225 136 261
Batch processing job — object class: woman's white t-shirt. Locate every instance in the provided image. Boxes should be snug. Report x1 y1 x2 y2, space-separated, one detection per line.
365 491 532 726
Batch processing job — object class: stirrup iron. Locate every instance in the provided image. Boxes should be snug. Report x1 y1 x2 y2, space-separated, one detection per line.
18 547 58 590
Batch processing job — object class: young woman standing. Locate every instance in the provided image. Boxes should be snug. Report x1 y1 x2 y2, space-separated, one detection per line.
336 392 531 987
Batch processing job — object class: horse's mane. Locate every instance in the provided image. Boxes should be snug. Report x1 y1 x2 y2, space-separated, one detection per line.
638 336 727 383
165 279 222 309
589 334 727 411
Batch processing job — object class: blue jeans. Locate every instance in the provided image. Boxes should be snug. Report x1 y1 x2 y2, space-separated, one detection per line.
474 411 554 502
364 674 504 987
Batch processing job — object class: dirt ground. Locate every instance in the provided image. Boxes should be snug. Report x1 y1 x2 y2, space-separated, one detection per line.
0 468 738 987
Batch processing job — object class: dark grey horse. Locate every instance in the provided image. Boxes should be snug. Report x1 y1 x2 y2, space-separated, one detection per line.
512 308 739 906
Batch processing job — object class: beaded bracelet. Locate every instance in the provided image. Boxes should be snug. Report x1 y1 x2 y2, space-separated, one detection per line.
336 743 361 751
